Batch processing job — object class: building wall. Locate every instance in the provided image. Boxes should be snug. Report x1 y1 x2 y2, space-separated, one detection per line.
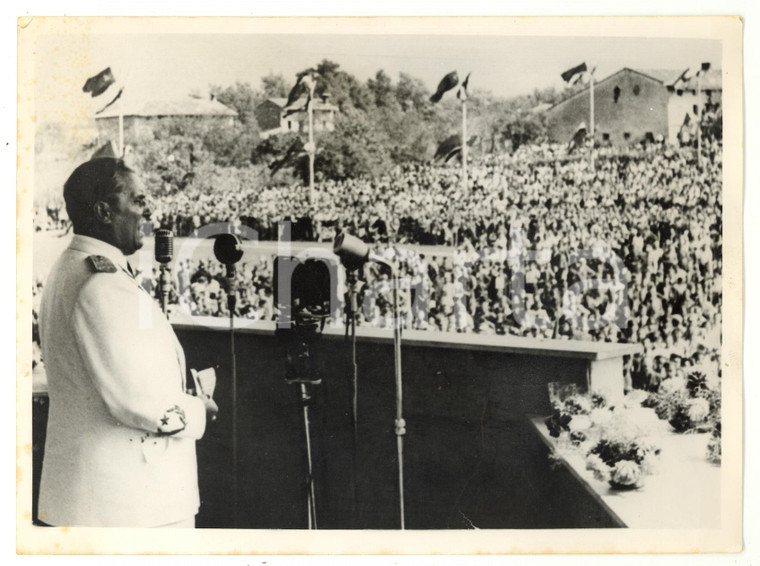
254 100 284 131
95 115 236 147
667 89 722 145
547 70 670 145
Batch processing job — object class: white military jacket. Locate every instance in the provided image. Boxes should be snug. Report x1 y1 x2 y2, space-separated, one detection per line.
38 235 207 527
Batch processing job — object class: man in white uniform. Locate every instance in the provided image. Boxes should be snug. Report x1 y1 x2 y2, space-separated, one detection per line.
38 158 218 527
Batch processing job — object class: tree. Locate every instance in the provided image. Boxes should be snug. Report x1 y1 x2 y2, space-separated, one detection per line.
395 72 430 113
210 82 261 126
260 73 289 98
501 111 547 152
313 59 374 111
307 108 394 181
367 70 398 109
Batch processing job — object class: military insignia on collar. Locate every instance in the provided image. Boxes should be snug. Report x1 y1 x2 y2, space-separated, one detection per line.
87 255 118 273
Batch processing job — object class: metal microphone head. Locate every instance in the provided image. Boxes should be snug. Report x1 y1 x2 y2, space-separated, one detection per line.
154 229 174 264
213 233 244 266
333 232 370 270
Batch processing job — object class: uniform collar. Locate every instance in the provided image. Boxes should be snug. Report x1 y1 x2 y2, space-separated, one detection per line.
69 234 130 273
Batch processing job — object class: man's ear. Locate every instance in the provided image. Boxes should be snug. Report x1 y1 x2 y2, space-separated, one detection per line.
92 201 112 224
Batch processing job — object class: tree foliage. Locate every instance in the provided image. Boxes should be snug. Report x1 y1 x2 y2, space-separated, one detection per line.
132 62 557 187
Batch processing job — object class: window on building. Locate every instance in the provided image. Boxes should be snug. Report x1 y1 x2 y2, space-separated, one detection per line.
613 86 621 103
602 133 610 141
633 84 641 96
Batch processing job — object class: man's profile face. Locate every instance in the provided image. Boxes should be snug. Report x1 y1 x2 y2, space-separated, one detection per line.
108 172 147 256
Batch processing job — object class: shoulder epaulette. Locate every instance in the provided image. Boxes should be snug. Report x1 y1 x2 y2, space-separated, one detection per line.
87 255 118 273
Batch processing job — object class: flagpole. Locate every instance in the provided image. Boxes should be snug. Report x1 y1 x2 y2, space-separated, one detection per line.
307 80 316 209
589 68 595 172
118 113 124 158
117 86 125 158
461 97 468 194
696 71 702 168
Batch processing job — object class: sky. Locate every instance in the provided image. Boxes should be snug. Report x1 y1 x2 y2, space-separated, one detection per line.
32 30 721 125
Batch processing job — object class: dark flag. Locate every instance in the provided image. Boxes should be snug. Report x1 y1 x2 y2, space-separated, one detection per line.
91 141 117 159
83 67 116 97
669 68 691 93
561 62 587 83
284 70 316 118
434 134 478 163
434 134 462 162
567 122 587 154
457 72 471 101
430 71 459 103
95 87 124 114
269 138 305 176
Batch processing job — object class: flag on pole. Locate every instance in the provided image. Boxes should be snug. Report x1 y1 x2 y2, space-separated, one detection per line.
283 69 317 118
457 72 471 101
83 67 116 97
95 87 124 114
561 62 587 83
567 122 587 154
433 134 477 163
84 67 125 115
269 138 306 176
430 71 459 103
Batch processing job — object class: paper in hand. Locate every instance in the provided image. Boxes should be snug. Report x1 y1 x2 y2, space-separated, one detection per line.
190 367 217 399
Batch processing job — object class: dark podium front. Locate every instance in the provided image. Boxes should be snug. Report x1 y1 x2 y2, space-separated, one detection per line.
32 318 640 529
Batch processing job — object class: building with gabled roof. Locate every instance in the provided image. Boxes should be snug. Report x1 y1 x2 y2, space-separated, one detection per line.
94 95 238 145
255 95 339 138
544 67 721 146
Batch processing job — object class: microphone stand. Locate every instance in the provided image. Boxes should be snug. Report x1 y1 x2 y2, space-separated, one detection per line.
226 265 239 528
334 233 407 530
369 257 406 529
213 233 244 528
390 266 406 530
158 264 170 315
345 270 361 527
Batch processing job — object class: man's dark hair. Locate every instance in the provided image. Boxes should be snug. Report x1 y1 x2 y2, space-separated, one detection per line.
63 158 135 234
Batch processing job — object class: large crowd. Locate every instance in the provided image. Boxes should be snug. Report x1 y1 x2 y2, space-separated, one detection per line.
33 138 723 391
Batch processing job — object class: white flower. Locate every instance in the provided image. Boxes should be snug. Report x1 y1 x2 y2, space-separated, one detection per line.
569 414 592 432
625 389 648 405
585 454 610 482
611 460 642 487
590 408 613 427
687 397 711 423
578 396 593 413
659 376 687 395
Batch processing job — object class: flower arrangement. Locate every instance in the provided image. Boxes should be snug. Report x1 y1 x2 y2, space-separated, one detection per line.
544 384 662 490
644 370 720 433
544 389 607 446
585 434 660 490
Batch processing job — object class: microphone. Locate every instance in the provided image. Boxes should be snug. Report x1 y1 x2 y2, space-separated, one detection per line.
333 232 390 270
213 233 244 277
154 229 174 315
154 229 174 264
214 233 244 311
